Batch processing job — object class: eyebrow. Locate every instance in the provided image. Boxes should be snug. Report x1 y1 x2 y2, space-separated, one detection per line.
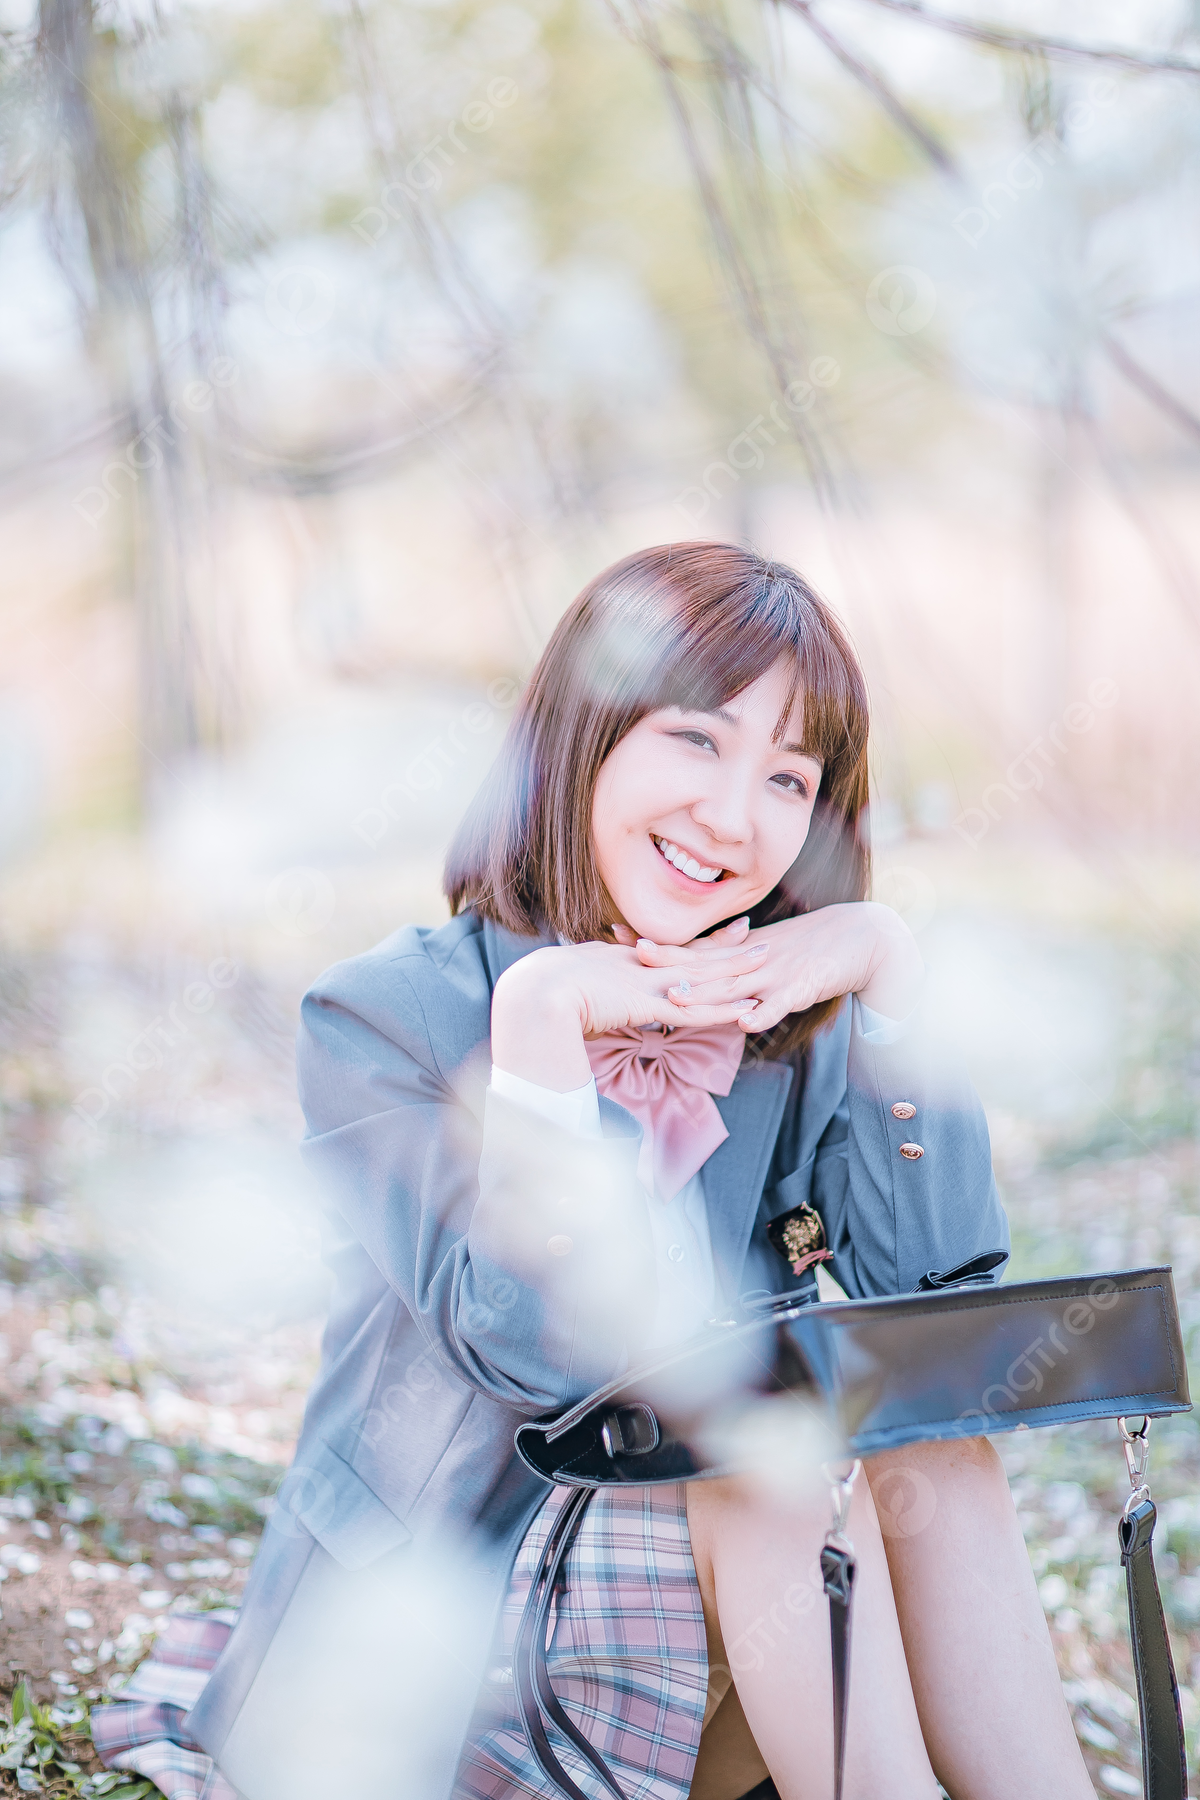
697 706 820 761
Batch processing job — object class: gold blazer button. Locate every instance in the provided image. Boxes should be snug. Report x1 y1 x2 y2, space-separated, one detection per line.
891 1102 916 1120
898 1142 924 1160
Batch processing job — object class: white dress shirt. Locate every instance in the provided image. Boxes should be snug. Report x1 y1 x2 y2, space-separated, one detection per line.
489 1003 906 1350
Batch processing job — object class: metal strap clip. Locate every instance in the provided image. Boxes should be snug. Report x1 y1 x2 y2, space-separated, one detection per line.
1118 1415 1152 1518
821 1458 863 1552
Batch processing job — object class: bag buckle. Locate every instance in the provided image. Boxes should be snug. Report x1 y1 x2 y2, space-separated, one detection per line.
599 1404 660 1459
821 1458 862 1553
1118 1415 1152 1517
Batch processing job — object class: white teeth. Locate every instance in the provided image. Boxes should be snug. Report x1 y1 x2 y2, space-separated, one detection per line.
653 836 723 882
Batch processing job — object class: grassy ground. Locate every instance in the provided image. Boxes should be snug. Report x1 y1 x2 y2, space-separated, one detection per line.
2 892 1200 1799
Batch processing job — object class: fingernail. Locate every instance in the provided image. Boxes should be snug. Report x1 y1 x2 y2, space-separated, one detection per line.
637 938 654 949
677 979 692 995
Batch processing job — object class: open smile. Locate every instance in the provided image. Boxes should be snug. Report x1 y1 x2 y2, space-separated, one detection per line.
651 833 732 886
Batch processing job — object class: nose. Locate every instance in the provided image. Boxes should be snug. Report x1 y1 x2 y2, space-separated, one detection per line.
688 766 753 848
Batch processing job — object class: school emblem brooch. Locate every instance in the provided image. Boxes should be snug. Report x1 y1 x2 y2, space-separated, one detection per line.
766 1200 833 1278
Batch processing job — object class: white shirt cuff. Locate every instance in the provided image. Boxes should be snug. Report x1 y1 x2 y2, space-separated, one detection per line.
489 1065 602 1137
857 1000 911 1045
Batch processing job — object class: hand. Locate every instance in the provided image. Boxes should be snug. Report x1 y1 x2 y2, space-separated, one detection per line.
625 903 924 1034
490 934 769 1090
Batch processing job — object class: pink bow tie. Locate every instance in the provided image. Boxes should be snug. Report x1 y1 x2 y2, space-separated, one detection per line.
584 1024 746 1201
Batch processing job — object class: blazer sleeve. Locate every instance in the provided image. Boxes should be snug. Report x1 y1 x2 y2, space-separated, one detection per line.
296 956 656 1414
812 998 1010 1299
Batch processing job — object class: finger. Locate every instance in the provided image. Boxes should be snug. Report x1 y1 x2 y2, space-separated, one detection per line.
738 996 784 1032
659 964 767 1007
695 916 750 947
651 999 763 1030
610 924 638 946
633 936 685 965
666 971 768 1005
636 938 768 973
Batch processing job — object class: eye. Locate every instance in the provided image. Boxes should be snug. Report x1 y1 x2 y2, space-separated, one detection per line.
672 729 718 752
771 771 811 797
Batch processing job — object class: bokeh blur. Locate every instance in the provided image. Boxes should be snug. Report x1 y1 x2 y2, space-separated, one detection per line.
2 0 1200 1791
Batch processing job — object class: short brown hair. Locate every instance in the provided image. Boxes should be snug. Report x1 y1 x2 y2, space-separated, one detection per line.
445 542 871 1055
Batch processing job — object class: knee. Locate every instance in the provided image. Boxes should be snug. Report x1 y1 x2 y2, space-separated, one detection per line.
686 1470 832 1582
867 1435 1009 1525
871 1434 999 1476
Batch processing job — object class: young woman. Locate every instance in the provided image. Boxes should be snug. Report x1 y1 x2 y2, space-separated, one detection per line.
186 543 1094 1800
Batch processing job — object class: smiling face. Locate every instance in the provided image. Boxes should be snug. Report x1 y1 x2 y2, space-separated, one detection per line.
590 659 823 944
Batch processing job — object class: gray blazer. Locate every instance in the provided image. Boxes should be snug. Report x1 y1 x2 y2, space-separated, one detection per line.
188 912 1008 1800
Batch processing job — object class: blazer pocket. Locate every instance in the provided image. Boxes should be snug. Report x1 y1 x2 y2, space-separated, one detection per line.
279 1437 412 1572
763 1157 816 1220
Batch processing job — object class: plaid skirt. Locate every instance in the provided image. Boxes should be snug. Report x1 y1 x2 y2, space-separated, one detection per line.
454 1481 709 1800
92 1484 708 1800
90 1611 240 1800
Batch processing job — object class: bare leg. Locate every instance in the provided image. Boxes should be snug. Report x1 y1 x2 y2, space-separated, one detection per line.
867 1437 1093 1799
688 1675 771 1800
687 1470 939 1800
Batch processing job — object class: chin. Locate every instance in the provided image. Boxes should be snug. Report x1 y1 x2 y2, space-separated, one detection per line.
623 889 731 945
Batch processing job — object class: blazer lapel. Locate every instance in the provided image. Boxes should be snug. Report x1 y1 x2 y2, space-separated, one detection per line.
704 1058 795 1305
790 996 853 1177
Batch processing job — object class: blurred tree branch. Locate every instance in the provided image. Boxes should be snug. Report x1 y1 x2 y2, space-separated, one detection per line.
610 0 844 501
1102 332 1200 450
777 0 959 174
856 0 1200 77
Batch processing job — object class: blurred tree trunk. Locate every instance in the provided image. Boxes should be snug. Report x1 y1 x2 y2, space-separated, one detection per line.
40 0 207 798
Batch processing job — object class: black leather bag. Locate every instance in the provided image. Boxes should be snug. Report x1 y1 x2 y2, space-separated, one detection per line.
511 1265 1192 1800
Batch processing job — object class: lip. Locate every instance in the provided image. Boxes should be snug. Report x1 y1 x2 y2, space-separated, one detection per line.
650 833 737 890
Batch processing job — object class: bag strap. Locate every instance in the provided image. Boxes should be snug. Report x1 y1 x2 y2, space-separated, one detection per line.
819 1461 861 1800
1116 1420 1188 1800
514 1485 630 1800
820 1544 854 1800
